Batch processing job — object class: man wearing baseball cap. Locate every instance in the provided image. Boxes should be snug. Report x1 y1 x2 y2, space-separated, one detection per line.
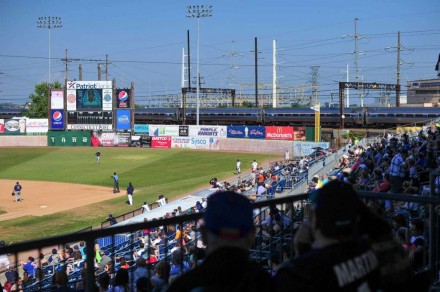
275 181 382 291
168 191 273 291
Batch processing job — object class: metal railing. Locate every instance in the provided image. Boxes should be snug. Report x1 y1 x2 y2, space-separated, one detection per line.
1 188 439 291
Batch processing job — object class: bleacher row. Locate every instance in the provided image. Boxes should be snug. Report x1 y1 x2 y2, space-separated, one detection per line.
11 152 334 291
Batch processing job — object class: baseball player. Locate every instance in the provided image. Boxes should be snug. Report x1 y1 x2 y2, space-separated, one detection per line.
13 181 22 202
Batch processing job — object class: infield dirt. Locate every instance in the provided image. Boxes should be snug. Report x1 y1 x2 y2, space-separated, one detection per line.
0 179 116 221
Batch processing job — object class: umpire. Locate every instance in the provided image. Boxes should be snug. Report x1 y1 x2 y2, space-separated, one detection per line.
111 172 120 193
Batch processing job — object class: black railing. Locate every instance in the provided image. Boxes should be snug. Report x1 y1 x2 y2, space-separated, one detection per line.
2 189 439 291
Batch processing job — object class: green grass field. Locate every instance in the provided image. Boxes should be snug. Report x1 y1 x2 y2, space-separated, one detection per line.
0 147 277 243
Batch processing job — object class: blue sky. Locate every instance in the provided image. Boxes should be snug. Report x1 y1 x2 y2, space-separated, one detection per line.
0 0 439 106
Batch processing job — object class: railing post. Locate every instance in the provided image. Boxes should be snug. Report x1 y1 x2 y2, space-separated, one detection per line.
85 237 96 291
429 171 439 276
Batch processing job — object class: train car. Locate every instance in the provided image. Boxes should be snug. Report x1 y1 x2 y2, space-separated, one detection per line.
365 107 440 127
134 108 180 124
183 107 263 125
263 107 363 127
0 109 25 119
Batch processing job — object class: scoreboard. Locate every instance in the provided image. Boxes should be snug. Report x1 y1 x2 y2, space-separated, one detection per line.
67 111 113 130
66 81 114 130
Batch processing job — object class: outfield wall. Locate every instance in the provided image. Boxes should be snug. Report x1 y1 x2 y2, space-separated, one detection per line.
0 135 324 157
218 139 292 155
0 136 47 147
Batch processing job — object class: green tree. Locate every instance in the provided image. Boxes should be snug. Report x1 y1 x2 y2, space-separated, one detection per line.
241 101 254 108
290 102 305 108
27 82 63 118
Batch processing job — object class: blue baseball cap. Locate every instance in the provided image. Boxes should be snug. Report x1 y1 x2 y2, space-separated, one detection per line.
204 191 254 240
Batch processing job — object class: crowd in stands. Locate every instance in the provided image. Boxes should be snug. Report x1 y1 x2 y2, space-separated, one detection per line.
1 126 439 291
305 127 440 274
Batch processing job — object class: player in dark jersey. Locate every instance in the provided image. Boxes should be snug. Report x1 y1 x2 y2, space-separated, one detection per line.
95 151 101 164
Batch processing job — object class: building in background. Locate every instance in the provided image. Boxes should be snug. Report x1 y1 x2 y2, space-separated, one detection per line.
406 79 440 107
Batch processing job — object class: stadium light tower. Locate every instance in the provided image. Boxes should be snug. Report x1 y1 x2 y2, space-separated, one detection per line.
37 16 62 85
186 5 212 125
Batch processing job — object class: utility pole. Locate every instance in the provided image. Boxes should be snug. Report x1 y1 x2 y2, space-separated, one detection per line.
386 31 411 107
396 31 401 107
311 66 319 106
255 37 258 108
224 40 239 91
273 40 277 108
346 64 350 107
106 54 109 81
187 30 191 89
65 49 68 81
98 64 102 81
79 65 82 81
354 18 364 107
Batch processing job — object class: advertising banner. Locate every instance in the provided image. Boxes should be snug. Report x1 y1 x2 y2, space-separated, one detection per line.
2 119 26 135
116 109 131 130
265 126 294 140
226 126 265 139
134 124 149 133
26 119 48 133
66 89 77 111
51 90 64 109
66 80 112 111
47 131 91 146
179 125 189 136
396 126 423 135
116 89 130 108
293 141 330 157
189 126 227 138
171 137 192 149
50 110 65 130
0 119 4 134
102 88 113 111
151 136 171 148
293 126 306 141
67 124 113 130
190 137 220 150
90 132 130 147
149 125 179 137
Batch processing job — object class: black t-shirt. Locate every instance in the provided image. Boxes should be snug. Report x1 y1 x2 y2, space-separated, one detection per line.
275 240 382 292
96 152 101 157
168 247 273 292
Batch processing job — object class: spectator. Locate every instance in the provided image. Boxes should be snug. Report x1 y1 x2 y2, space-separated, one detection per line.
53 270 75 291
275 181 382 291
0 240 9 270
168 191 273 291
389 149 408 193
97 272 111 292
98 251 111 273
150 261 170 291
112 268 129 291
107 214 117 226
133 257 152 289
141 201 150 213
136 276 152 292
21 256 36 279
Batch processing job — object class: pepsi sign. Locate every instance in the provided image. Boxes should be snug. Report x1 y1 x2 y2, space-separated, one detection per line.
116 89 130 108
51 110 65 130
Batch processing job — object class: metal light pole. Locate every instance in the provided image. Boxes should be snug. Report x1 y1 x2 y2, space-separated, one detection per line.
37 16 62 85
186 5 212 125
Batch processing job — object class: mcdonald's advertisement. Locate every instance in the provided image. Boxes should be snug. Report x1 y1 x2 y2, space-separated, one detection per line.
265 126 294 140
